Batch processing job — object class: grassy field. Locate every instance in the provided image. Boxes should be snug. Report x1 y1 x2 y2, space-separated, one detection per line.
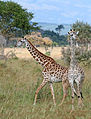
0 59 91 119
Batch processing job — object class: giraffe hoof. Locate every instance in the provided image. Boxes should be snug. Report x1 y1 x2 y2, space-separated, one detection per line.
70 106 74 114
33 103 36 105
70 110 73 114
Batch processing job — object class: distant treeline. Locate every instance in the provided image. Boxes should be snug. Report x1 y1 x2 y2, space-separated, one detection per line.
40 29 68 46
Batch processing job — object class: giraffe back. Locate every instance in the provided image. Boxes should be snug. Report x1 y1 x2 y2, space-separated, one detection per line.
42 62 68 83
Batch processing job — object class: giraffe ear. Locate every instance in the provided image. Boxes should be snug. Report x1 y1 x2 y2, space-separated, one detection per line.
76 31 79 34
68 32 70 34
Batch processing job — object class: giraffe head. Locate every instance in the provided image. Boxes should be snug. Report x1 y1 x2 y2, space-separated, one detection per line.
68 29 79 40
17 37 27 47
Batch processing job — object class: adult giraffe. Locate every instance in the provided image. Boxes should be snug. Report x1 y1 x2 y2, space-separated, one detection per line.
17 37 70 105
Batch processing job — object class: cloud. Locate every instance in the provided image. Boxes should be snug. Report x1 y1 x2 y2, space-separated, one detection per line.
37 4 60 11
17 2 60 11
61 11 78 18
3 0 91 24
75 4 91 9
61 0 70 5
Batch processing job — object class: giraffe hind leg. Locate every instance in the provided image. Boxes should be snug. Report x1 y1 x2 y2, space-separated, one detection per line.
77 82 83 108
60 80 69 106
49 83 56 105
80 81 84 99
80 92 83 99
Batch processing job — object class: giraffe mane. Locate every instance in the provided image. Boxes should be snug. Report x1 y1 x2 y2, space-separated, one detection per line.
27 39 56 63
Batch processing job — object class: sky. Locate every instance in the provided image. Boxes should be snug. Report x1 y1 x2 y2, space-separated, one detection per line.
3 0 91 24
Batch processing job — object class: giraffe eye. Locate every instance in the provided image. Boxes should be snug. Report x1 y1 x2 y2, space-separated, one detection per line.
71 34 73 36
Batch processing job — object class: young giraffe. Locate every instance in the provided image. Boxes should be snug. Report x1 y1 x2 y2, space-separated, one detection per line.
68 29 84 112
17 37 69 105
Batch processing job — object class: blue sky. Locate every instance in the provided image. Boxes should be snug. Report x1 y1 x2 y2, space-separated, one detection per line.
4 0 91 24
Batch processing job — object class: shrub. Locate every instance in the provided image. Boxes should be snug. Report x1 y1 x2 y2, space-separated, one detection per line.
62 47 91 66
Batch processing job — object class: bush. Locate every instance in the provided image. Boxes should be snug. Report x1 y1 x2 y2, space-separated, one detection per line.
62 47 91 66
61 47 71 65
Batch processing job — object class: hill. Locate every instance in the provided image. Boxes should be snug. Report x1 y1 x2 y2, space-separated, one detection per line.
38 22 71 35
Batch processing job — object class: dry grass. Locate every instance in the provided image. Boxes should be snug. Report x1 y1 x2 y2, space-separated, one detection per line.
4 47 64 59
0 59 91 119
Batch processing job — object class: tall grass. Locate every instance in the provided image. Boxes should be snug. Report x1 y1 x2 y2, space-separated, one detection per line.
0 59 91 119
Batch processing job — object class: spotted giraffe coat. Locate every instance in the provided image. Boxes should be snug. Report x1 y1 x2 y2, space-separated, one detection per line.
26 40 68 83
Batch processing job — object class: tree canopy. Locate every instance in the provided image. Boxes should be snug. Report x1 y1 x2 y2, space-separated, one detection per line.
0 1 39 38
25 32 53 46
40 30 68 46
55 24 64 35
72 21 91 44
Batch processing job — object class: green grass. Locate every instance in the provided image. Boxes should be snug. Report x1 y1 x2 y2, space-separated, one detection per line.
0 59 91 119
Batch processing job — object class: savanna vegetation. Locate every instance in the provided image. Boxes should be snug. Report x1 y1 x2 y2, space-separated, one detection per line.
55 24 64 35
0 1 91 119
72 21 91 44
0 59 91 119
25 32 53 47
40 30 68 46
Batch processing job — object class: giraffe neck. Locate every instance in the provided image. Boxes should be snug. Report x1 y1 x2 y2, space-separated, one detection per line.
25 39 55 67
70 38 77 68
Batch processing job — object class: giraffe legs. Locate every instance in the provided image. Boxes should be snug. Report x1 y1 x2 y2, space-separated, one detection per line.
77 82 84 108
60 80 69 106
33 80 47 105
70 80 84 113
49 83 56 105
70 90 75 114
69 80 76 113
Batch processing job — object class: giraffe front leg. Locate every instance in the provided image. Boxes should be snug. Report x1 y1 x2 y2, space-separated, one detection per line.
80 83 84 107
49 83 56 106
70 90 75 114
77 82 83 108
33 80 47 105
69 80 76 114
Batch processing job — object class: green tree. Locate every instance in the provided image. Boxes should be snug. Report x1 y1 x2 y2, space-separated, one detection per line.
0 1 39 39
72 21 91 44
55 24 64 35
41 30 68 46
